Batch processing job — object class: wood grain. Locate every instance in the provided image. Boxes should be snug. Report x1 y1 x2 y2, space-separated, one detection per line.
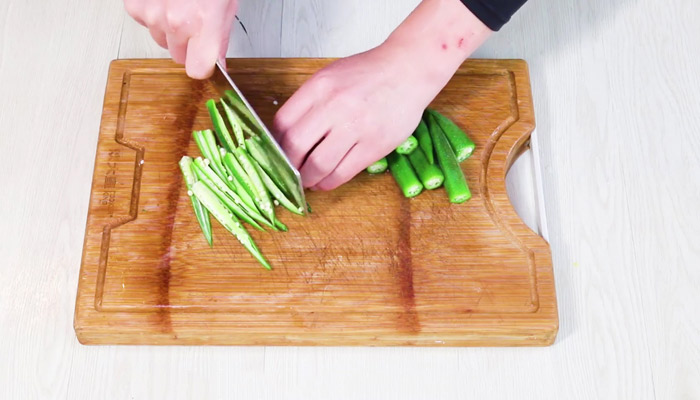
73 58 557 346
3 0 700 398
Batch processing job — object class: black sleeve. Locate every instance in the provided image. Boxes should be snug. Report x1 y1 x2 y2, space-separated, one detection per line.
460 0 527 31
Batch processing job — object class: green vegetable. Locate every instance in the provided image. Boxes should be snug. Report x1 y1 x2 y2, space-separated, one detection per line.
222 153 258 210
387 152 423 198
223 98 257 139
366 158 388 174
395 136 418 155
245 137 292 198
234 147 275 224
407 148 444 190
191 181 272 270
206 99 237 152
192 158 265 231
224 90 262 136
426 109 475 162
274 218 288 232
255 136 306 209
193 130 225 179
193 157 272 229
220 99 246 149
414 118 433 164
222 155 258 212
429 114 471 203
179 156 212 246
252 161 304 216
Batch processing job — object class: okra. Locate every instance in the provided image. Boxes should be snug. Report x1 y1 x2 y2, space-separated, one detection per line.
407 148 444 190
252 161 303 216
274 218 288 232
222 153 258 208
395 135 418 155
366 157 388 174
426 109 475 162
429 114 471 203
234 147 276 224
253 136 306 209
222 155 258 212
191 181 272 270
179 156 212 246
206 99 237 152
245 137 292 198
415 118 433 164
220 99 246 149
192 158 265 231
196 156 275 230
193 130 225 179
216 147 240 193
224 90 262 136
387 151 423 198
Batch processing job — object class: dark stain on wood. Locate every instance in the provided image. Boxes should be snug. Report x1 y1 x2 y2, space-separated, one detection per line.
154 79 205 332
394 197 420 333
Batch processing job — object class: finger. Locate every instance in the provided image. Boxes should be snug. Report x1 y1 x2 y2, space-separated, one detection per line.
149 26 168 49
279 108 331 169
299 128 357 188
185 24 223 79
141 0 168 48
313 143 378 191
163 0 200 65
132 15 147 27
185 33 219 79
184 0 236 79
166 33 189 64
272 78 324 141
218 2 239 61
123 0 146 26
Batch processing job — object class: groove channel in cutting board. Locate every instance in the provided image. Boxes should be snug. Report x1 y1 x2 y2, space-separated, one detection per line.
74 58 558 346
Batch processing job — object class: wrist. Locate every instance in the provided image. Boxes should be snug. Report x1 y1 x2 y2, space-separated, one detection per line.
381 0 491 98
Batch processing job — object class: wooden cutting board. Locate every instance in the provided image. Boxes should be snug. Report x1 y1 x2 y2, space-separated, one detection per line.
74 58 557 346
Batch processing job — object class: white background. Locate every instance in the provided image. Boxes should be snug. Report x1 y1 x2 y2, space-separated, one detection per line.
1 0 699 399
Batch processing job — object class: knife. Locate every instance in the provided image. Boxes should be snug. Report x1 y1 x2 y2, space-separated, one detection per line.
209 60 307 214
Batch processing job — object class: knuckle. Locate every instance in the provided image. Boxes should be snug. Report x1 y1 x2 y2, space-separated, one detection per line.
306 152 331 174
165 10 187 31
272 111 293 134
281 132 305 158
123 0 141 17
311 73 335 94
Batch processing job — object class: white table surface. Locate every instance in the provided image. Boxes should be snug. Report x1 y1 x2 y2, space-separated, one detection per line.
1 1 699 399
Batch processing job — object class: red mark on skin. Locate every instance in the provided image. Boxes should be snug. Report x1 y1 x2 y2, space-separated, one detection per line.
441 43 448 50
458 37 464 48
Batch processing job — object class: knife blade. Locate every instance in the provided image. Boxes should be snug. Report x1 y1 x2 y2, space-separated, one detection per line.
209 60 307 214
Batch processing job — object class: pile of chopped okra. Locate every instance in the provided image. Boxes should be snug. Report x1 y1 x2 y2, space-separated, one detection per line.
180 94 305 270
181 98 474 270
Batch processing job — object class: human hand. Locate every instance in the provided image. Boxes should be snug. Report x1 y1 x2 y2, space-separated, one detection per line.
272 47 433 191
123 0 238 79
273 0 491 191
